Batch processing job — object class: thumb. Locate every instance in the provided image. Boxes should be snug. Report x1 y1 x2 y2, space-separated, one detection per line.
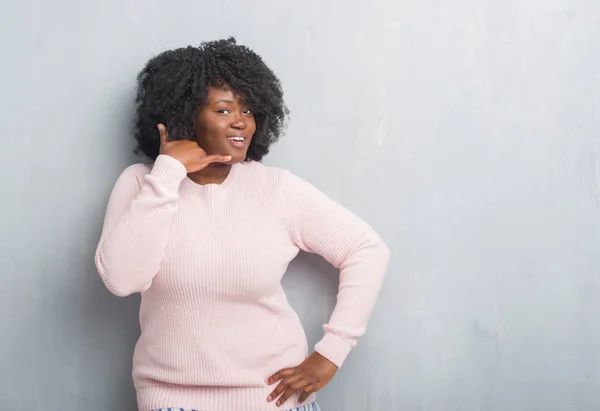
204 154 232 164
157 124 169 147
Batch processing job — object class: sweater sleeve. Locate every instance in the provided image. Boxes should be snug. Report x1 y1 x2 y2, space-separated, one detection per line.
282 171 390 367
95 155 187 297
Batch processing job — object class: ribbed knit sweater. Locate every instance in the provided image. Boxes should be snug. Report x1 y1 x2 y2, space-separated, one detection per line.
95 155 390 411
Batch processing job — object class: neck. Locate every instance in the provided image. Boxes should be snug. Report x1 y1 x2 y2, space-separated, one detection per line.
188 163 232 185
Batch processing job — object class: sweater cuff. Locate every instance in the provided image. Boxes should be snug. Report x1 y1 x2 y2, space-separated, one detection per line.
314 332 352 368
150 155 187 192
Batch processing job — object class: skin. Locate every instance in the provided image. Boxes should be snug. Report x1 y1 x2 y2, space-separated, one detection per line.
266 352 338 406
160 85 338 407
159 86 257 184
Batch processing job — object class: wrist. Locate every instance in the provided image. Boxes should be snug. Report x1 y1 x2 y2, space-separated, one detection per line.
150 155 188 190
312 351 338 369
314 332 351 368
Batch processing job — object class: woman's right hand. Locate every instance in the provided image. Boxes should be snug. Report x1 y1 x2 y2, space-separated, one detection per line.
157 123 231 173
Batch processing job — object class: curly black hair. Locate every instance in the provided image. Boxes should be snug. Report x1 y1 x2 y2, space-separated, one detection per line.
133 38 288 161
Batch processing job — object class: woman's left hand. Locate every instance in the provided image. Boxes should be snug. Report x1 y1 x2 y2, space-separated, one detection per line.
266 352 338 407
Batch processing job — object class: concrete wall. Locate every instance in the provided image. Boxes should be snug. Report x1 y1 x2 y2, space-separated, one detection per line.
1 0 599 409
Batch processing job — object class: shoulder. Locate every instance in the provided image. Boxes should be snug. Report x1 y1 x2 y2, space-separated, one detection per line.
236 161 318 200
115 162 153 187
124 162 152 178
237 160 289 186
239 162 326 201
239 161 314 183
126 162 153 175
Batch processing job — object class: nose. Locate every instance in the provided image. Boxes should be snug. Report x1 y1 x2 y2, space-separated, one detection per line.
231 113 247 130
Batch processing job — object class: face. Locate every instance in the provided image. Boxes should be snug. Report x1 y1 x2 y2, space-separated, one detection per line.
194 86 256 164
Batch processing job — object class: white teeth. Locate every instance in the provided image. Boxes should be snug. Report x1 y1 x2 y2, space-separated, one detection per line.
227 137 245 141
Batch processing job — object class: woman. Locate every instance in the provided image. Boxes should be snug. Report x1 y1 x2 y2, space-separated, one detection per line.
95 38 389 411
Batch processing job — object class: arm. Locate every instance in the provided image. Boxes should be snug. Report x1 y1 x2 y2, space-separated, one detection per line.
94 155 187 296
96 123 231 297
283 170 390 367
267 170 390 406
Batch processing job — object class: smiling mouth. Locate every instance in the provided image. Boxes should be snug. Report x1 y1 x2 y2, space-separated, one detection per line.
227 136 247 148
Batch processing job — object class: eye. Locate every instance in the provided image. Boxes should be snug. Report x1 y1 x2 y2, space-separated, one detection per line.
243 109 253 115
216 109 231 114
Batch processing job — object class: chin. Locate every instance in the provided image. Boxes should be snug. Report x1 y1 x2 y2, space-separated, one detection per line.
231 152 249 163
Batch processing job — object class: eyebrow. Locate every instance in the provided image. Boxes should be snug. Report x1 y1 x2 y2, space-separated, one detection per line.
212 98 252 108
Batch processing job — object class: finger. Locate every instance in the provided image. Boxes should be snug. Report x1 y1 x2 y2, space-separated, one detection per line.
297 384 315 404
289 377 310 390
267 368 296 385
276 385 299 407
266 381 288 403
204 154 232 164
157 124 169 146
282 374 303 387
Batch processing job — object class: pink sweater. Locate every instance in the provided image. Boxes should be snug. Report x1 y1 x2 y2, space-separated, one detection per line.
95 155 389 411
